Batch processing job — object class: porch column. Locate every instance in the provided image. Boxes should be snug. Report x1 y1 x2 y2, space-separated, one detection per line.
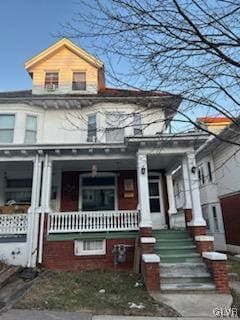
166 173 177 228
0 169 4 205
186 152 206 229
27 155 42 268
182 156 192 223
137 153 152 230
38 154 52 264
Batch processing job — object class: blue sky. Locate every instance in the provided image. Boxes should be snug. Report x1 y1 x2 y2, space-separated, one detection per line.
0 1 86 92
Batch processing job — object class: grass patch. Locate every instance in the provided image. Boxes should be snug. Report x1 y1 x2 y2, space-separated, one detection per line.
16 270 177 316
228 259 240 280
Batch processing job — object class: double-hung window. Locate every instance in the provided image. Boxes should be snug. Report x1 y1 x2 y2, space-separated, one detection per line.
0 114 15 143
87 114 97 142
5 179 32 204
72 72 86 90
106 113 125 142
25 115 37 144
133 113 143 136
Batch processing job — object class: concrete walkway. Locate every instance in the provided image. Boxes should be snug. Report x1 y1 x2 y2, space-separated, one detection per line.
152 293 232 318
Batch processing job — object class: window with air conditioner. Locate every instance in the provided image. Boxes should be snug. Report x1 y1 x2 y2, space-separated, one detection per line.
0 114 15 143
44 72 59 90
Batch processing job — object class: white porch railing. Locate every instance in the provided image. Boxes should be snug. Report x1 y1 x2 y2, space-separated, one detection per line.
0 214 28 234
48 210 139 233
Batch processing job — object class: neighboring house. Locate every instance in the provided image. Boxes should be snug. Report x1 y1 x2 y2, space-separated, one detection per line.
0 39 229 293
173 117 240 253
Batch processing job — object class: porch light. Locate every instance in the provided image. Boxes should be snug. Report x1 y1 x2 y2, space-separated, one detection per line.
191 166 197 174
141 166 146 175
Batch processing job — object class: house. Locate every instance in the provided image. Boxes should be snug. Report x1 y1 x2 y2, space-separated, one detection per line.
173 117 240 254
0 39 229 293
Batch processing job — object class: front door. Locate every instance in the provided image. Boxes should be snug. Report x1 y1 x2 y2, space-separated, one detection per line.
148 174 165 229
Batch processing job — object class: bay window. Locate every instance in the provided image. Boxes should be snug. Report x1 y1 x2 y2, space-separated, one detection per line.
0 114 15 143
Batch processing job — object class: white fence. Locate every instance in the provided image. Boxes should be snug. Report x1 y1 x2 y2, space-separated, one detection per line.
0 214 28 234
48 210 139 233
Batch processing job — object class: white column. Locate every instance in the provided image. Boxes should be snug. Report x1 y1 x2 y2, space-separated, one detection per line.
38 154 52 264
186 152 206 226
182 156 192 209
27 155 42 268
137 153 152 228
166 173 177 228
0 168 5 205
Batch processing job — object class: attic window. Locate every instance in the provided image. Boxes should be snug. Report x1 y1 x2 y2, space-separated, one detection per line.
45 72 59 90
72 72 86 91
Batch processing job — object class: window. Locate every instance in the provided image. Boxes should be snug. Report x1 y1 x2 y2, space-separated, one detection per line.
75 239 106 256
72 72 86 90
202 205 210 230
45 72 59 89
106 113 125 142
87 114 97 142
133 113 143 136
5 179 32 204
0 114 15 143
198 166 205 185
207 161 213 182
81 176 115 211
25 115 37 144
212 206 220 232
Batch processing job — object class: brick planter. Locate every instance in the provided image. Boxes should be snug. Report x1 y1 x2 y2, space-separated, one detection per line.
184 208 192 223
141 254 160 292
195 236 214 254
140 237 156 254
203 252 229 293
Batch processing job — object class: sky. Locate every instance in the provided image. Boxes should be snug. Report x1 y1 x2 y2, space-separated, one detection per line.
0 1 88 92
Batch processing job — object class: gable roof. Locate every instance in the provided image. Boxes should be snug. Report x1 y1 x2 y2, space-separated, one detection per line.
24 38 104 71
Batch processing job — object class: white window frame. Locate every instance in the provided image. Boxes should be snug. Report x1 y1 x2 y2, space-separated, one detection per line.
72 71 87 91
0 113 15 144
24 114 38 144
74 239 106 256
87 113 97 142
79 173 118 211
44 71 59 90
105 112 126 143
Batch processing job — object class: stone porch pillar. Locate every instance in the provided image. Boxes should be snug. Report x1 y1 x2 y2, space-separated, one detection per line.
166 173 177 228
185 152 206 236
137 153 152 235
27 154 42 268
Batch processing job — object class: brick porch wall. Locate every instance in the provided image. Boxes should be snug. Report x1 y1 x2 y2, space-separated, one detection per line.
42 238 136 271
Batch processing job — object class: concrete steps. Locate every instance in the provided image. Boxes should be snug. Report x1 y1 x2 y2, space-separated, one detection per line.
153 230 216 292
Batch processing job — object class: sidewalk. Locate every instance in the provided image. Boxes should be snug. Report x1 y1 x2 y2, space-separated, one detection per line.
0 309 229 320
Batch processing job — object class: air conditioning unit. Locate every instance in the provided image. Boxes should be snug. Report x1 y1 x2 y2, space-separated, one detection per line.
45 84 56 91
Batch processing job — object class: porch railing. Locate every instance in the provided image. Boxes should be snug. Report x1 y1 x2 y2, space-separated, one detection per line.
48 210 139 233
0 214 28 234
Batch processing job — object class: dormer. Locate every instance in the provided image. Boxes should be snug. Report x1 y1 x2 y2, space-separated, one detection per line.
25 38 105 95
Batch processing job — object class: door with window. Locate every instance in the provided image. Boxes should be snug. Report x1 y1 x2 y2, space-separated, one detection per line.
148 174 165 229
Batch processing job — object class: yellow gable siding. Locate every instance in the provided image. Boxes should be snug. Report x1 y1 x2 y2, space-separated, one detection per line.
29 46 99 94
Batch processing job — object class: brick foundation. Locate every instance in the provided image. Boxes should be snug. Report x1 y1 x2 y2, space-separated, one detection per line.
42 238 135 271
139 227 153 237
204 258 229 293
188 225 206 238
184 209 192 224
141 255 160 292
